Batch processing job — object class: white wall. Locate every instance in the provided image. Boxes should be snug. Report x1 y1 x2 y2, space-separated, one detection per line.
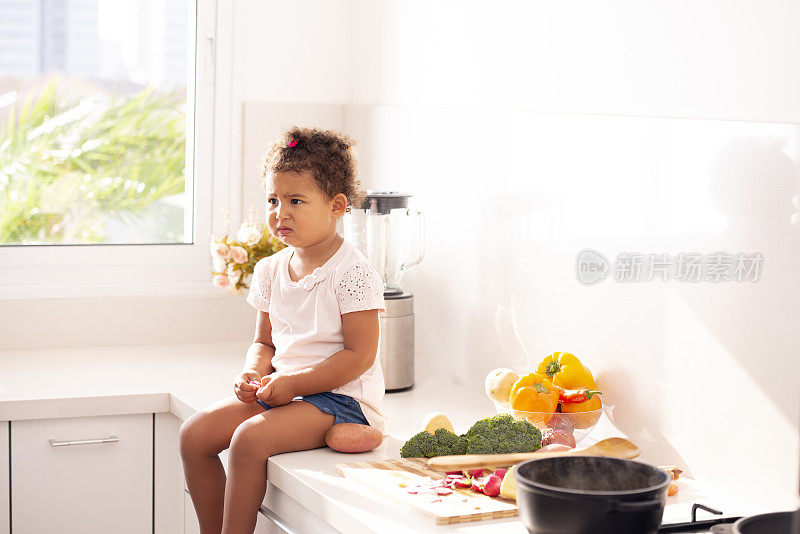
338 0 800 510
349 0 800 122
238 1 352 104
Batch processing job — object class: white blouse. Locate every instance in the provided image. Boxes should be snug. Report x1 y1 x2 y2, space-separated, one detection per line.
246 238 387 432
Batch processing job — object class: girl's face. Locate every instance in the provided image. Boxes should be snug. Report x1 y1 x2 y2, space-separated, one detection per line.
266 170 345 248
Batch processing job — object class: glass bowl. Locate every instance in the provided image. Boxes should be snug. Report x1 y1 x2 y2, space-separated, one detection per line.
493 402 603 445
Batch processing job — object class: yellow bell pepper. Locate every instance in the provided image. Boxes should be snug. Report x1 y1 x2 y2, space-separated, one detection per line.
537 352 596 390
509 373 559 424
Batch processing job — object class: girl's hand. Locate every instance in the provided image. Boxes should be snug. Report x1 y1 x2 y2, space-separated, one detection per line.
256 374 296 407
233 370 262 404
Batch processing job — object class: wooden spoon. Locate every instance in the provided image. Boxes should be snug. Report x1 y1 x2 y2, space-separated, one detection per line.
427 437 640 472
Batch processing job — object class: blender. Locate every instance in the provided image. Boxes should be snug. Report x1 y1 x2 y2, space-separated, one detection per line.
343 192 424 391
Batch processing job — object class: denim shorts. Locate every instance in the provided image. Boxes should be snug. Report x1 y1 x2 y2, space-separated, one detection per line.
256 391 370 426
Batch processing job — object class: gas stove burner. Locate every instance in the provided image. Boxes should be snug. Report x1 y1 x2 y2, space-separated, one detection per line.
659 503 742 532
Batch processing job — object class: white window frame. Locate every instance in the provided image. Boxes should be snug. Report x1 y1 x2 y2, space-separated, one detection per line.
0 0 234 300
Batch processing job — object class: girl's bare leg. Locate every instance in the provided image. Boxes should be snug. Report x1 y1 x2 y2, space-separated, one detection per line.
178 396 265 534
221 401 335 534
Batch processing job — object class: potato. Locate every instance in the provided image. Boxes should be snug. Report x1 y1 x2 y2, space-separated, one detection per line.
485 368 520 404
325 423 383 453
420 412 454 434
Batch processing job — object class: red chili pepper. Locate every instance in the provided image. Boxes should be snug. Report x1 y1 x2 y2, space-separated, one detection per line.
558 388 602 404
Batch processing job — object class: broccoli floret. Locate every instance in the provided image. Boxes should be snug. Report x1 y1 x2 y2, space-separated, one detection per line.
401 428 470 458
464 414 542 454
451 434 468 455
464 417 491 439
401 414 542 458
432 428 460 456
400 431 438 458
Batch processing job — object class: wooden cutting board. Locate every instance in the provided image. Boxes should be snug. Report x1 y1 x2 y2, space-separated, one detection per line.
335 458 517 525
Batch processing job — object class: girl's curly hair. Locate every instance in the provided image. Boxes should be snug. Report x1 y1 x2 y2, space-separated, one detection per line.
261 126 365 208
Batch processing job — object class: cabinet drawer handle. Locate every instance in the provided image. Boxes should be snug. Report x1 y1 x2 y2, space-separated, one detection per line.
48 435 119 447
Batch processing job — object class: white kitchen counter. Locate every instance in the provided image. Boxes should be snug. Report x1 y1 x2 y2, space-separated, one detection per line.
0 342 765 533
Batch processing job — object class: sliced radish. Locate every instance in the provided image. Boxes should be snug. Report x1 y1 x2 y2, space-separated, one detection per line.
483 474 502 497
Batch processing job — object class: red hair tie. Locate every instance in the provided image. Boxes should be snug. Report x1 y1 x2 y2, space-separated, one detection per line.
287 139 298 148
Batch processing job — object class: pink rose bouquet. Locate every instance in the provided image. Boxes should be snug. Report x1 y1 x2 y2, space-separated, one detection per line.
210 210 285 295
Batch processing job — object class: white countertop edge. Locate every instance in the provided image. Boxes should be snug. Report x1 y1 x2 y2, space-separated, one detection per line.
0 392 171 421
0 392 222 426
169 392 197 422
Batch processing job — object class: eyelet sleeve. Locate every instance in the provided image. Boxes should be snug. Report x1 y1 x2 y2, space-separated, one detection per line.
336 262 385 315
246 257 272 312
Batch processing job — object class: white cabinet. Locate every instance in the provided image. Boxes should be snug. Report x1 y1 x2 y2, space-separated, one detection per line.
255 507 289 534
184 491 288 534
154 412 184 534
11 413 152 533
1 422 8 534
183 491 200 534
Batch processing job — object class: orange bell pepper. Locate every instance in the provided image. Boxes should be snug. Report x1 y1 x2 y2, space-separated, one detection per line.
560 390 602 429
560 394 602 413
509 373 559 424
537 352 596 390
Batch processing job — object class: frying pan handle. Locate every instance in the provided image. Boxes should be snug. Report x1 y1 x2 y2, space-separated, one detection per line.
612 499 664 513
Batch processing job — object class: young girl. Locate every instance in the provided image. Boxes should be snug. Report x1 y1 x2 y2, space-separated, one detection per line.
179 126 387 534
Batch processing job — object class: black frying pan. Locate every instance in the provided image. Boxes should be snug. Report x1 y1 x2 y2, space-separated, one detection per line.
731 510 798 534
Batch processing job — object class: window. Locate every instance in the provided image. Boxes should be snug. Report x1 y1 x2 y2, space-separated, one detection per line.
0 0 223 298
1 0 194 245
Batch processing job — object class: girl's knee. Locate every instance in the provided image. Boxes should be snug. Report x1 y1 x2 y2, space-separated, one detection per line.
178 413 206 456
325 423 383 453
178 411 225 458
229 420 272 460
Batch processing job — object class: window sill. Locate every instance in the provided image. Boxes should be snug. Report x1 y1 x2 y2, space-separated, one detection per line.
0 280 225 301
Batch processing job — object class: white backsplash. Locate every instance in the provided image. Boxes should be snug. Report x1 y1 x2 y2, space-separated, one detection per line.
345 104 800 509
